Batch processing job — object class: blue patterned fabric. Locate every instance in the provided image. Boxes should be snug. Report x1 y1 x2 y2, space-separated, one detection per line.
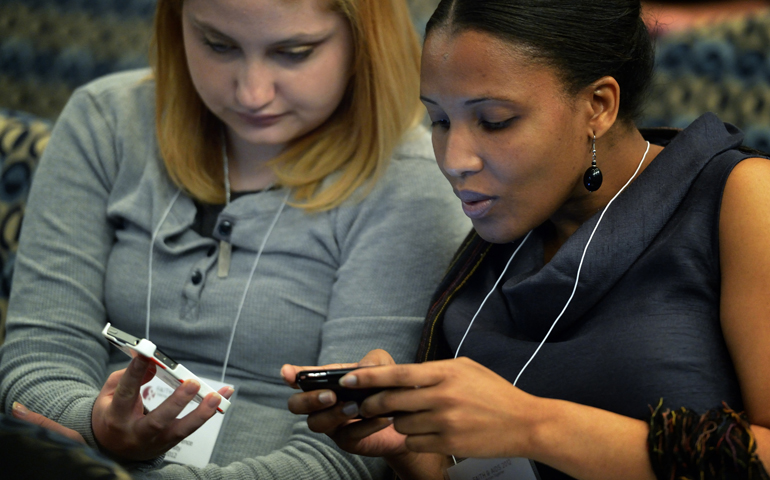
641 9 770 151
0 109 50 344
0 0 155 119
0 0 440 120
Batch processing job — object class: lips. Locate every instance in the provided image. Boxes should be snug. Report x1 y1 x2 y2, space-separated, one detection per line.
455 190 496 219
236 112 285 127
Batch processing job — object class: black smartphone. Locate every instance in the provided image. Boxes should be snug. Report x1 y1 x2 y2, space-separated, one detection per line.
295 367 385 404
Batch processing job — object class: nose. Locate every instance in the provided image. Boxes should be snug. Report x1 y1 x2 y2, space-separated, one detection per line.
438 126 483 179
235 60 275 111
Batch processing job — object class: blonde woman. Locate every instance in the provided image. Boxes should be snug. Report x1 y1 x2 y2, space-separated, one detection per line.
0 0 469 478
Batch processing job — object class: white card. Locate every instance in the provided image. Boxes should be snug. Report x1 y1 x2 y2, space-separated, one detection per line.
140 375 234 468
447 457 540 480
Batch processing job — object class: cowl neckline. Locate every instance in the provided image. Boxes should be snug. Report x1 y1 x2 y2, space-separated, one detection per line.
501 113 744 340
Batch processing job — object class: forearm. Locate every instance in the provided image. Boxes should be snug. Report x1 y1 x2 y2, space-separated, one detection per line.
386 451 447 480
526 399 770 480
526 397 655 480
754 424 770 471
0 340 103 446
133 423 391 480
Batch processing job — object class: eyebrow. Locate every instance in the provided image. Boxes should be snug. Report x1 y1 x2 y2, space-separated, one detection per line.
191 17 332 47
191 18 238 43
420 96 515 106
420 96 437 105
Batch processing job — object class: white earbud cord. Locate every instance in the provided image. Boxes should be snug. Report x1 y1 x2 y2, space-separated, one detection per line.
453 142 651 388
453 230 533 359
146 188 290 383
512 141 649 386
449 141 650 467
220 188 290 382
146 189 183 340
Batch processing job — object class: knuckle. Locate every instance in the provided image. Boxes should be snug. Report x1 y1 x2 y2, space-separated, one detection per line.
391 364 412 382
377 391 399 412
170 392 194 409
306 415 328 433
113 382 135 399
442 435 461 454
287 394 304 414
144 415 166 434
404 435 427 453
439 410 467 439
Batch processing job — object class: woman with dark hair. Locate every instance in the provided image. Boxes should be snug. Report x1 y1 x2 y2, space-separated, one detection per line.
284 1 770 479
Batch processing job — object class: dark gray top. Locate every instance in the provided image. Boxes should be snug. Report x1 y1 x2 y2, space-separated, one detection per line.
443 114 762 479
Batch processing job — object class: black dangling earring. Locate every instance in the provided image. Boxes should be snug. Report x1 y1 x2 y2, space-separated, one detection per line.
583 135 602 192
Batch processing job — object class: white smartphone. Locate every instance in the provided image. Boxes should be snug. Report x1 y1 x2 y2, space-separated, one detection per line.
101 323 230 414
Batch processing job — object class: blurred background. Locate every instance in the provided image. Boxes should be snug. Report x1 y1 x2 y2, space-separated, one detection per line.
2 0 770 148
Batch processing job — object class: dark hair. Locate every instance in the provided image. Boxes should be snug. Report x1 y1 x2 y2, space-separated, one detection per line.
425 0 655 122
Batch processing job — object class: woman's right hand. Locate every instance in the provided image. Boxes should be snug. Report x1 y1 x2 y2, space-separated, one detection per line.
91 356 232 461
283 349 410 459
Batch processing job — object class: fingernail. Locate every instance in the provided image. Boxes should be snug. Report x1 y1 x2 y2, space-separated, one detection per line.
342 401 359 417
207 393 221 408
318 391 335 405
12 402 29 417
184 380 200 394
225 387 235 396
339 375 357 387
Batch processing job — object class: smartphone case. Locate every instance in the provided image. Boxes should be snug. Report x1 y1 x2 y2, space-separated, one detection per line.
102 323 230 413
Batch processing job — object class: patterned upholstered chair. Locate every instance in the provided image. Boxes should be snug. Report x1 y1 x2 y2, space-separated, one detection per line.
641 8 770 151
0 0 155 120
0 109 51 344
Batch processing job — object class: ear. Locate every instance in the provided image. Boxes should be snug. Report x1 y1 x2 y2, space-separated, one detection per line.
584 76 620 139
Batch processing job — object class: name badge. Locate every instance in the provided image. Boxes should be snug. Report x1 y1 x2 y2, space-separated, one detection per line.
141 375 235 468
447 457 541 480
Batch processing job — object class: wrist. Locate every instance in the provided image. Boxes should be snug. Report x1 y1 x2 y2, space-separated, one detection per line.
516 395 562 463
386 451 445 480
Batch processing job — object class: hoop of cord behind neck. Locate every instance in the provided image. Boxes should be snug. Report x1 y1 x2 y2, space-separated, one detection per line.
145 187 290 383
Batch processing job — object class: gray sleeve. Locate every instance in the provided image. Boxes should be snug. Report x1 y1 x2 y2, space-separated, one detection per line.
1 91 468 479
140 144 470 480
320 152 470 366
0 88 119 448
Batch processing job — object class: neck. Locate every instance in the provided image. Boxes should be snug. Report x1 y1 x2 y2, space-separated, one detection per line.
544 127 662 261
225 135 281 192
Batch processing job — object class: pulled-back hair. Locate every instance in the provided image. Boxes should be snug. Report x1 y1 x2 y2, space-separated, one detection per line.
425 0 654 122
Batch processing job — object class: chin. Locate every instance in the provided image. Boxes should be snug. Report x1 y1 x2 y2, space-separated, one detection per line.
472 219 529 244
473 224 518 244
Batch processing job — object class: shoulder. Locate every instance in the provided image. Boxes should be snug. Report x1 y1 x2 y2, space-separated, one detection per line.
390 125 435 164
76 68 153 97
375 125 452 202
63 68 155 127
335 125 470 234
718 156 770 426
40 69 160 185
719 156 770 273
721 156 770 217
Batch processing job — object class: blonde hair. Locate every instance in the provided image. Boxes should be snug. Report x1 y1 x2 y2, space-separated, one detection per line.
150 0 424 211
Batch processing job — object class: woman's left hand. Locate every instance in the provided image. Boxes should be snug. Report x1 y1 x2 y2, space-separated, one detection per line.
11 401 87 444
347 356 541 459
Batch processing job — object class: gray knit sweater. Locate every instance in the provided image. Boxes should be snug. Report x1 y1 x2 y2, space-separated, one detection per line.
0 69 470 479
